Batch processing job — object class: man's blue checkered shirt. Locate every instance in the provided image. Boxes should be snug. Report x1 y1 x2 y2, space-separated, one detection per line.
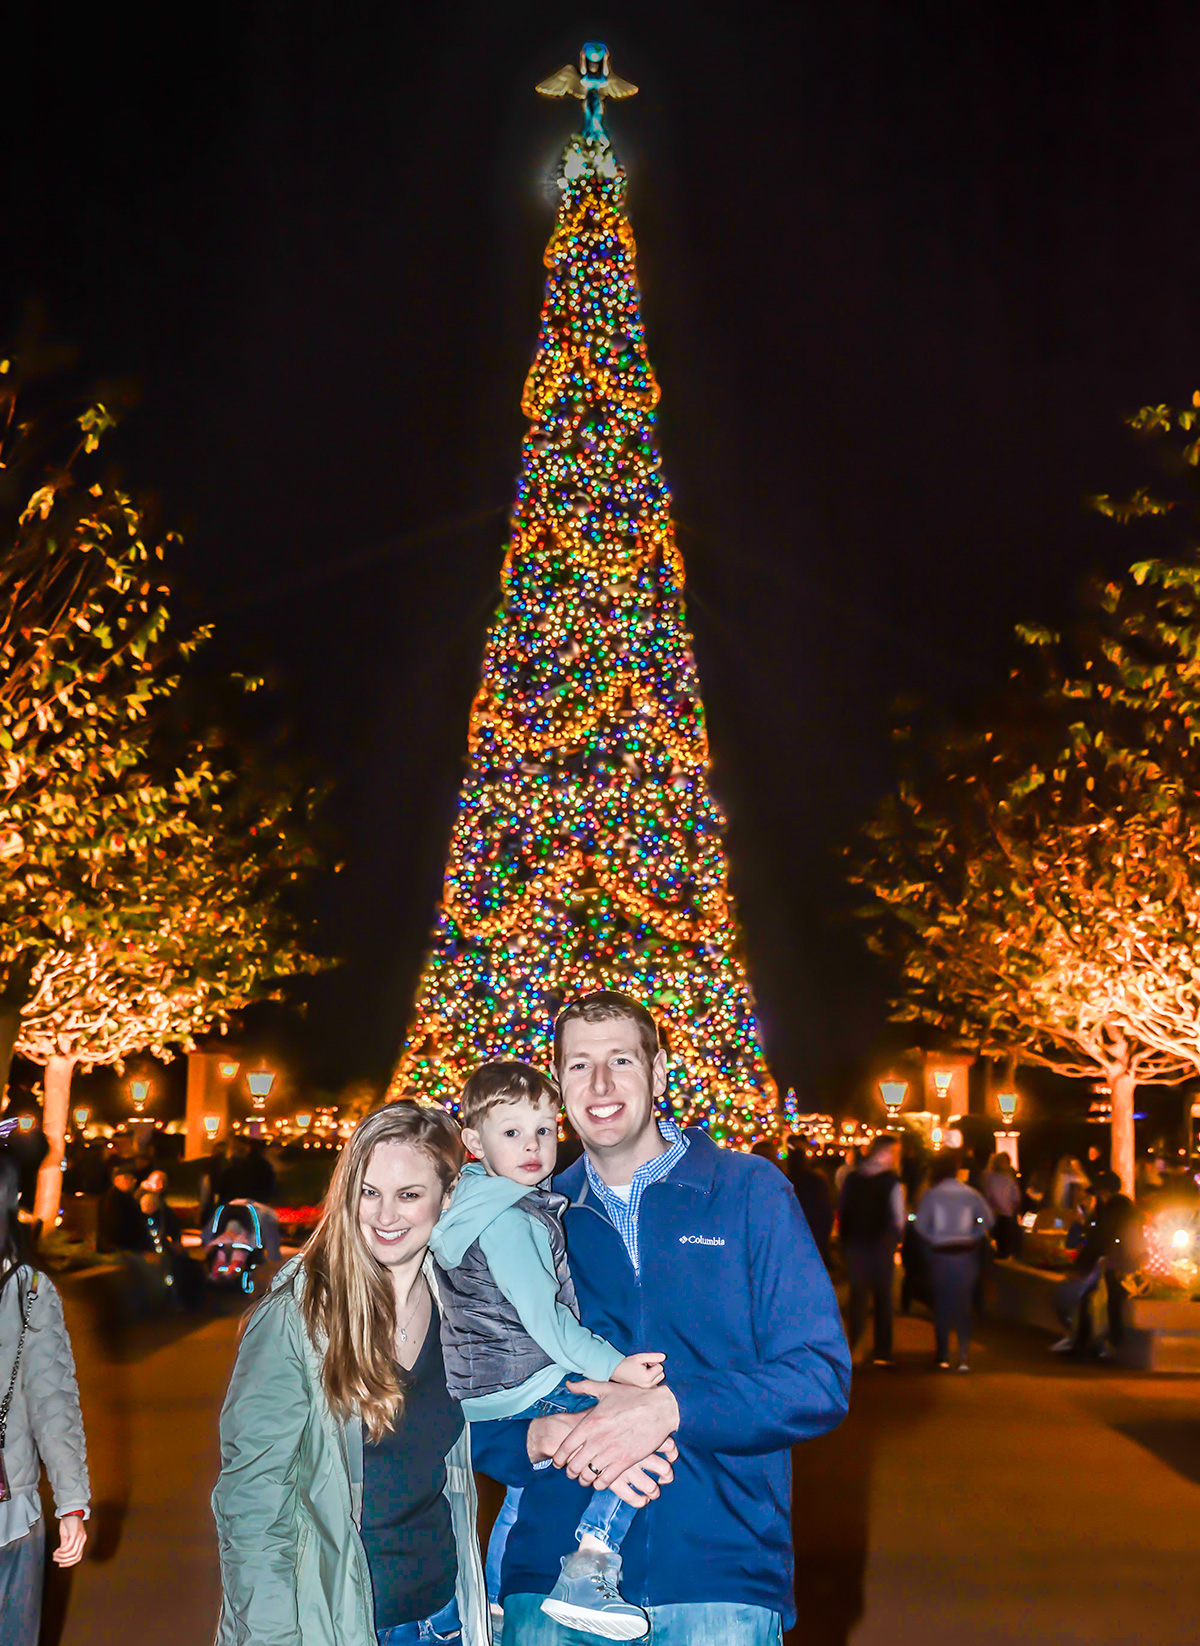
583 1116 690 1275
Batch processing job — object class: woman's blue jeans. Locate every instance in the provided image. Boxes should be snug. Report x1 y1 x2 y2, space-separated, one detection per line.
0 1519 45 1646
486 1377 639 1602
376 1593 461 1645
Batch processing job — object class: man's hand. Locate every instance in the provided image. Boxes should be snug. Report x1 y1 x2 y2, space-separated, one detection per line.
527 1411 579 1465
611 1351 665 1389
605 1450 675 1508
553 1380 680 1491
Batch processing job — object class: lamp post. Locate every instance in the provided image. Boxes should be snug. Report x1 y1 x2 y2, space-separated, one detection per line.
129 1078 151 1115
247 1069 276 1112
879 1078 908 1121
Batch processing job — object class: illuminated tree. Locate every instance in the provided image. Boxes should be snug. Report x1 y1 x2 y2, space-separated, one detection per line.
391 64 774 1133
856 394 1200 1192
21 773 326 1227
0 351 209 1100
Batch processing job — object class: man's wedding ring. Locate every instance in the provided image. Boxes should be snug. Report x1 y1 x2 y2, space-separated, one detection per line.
587 1462 602 1474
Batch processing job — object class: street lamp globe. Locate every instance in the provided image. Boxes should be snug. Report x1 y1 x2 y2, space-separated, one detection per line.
879 1078 908 1119
247 1069 276 1111
129 1078 151 1114
218 1060 240 1083
998 1090 1018 1123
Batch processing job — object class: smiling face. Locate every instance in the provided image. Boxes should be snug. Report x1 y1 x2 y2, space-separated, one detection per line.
558 1013 668 1177
462 1097 559 1186
358 1139 448 1271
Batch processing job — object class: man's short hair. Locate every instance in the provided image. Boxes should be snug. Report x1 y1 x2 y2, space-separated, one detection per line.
553 990 660 1075
459 1060 558 1132
867 1134 900 1159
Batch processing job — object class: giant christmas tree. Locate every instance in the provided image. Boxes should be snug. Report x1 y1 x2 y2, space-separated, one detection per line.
392 45 775 1138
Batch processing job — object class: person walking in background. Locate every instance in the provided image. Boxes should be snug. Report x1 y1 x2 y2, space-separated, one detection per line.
0 1154 89 1644
914 1153 994 1371
981 1153 1022 1259
786 1138 835 1267
839 1135 906 1367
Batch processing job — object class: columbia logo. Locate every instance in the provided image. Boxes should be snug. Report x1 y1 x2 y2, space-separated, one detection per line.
679 1235 725 1246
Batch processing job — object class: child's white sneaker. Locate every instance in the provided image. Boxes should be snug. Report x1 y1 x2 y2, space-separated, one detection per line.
540 1550 649 1640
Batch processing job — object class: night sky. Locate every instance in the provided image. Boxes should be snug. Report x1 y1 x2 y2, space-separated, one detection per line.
9 2 1200 1104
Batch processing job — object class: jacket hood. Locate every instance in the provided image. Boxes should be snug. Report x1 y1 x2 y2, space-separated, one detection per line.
430 1161 539 1268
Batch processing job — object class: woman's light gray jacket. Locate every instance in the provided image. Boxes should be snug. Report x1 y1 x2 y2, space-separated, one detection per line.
212 1254 490 1646
0 1265 90 1548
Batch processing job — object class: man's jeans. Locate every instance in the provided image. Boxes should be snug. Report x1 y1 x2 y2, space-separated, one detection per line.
502 1593 782 1645
376 1594 461 1646
0 1517 45 1646
844 1236 898 1360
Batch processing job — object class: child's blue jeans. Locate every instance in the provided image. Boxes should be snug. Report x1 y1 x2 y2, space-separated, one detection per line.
487 1375 638 1591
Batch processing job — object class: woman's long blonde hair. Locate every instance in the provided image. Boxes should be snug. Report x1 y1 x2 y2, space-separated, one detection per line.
300 1100 463 1440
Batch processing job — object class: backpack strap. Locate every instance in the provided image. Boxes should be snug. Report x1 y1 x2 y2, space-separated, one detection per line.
0 1271 39 1448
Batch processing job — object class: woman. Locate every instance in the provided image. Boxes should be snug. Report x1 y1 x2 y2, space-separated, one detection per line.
0 1153 89 1643
980 1152 1022 1259
212 1101 489 1646
914 1152 994 1372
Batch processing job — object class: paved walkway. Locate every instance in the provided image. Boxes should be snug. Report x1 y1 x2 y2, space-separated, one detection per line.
47 1286 1200 1646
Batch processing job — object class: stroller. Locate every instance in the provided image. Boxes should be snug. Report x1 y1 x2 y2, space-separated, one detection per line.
203 1201 267 1294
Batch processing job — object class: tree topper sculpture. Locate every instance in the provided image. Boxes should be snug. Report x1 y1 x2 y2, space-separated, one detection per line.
536 42 637 147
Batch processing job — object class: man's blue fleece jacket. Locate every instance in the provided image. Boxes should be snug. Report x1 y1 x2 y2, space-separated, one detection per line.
469 1129 851 1627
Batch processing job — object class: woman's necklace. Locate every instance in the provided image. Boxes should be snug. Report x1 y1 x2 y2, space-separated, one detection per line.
397 1278 427 1344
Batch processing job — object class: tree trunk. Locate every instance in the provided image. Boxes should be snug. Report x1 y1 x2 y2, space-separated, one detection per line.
0 949 36 1108
33 1055 76 1235
1109 1071 1137 1198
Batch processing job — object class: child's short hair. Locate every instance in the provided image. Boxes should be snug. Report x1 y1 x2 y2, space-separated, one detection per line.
459 1060 559 1132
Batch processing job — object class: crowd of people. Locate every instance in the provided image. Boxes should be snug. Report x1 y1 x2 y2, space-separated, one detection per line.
2 1000 1194 1645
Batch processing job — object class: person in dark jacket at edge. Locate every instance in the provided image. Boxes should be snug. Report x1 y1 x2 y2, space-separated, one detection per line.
785 1136 835 1267
470 989 850 1646
838 1135 906 1368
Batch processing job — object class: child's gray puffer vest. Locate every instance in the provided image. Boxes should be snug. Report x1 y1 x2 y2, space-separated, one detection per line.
437 1187 577 1402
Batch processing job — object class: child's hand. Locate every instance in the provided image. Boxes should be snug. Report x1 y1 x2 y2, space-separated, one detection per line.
612 1352 665 1388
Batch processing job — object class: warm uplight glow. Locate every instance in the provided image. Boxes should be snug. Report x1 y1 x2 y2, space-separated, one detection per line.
1172 1227 1193 1251
879 1079 908 1116
218 1060 240 1082
997 1090 1018 1122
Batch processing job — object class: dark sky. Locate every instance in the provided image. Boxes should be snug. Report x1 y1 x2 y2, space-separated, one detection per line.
9 2 1200 1103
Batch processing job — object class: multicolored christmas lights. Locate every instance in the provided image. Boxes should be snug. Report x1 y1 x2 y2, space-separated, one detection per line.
390 124 776 1136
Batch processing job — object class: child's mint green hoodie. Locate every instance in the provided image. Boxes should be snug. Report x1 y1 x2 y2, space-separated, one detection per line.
429 1161 623 1420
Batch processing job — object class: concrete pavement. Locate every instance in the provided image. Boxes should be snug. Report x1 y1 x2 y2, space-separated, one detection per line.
47 1286 1200 1646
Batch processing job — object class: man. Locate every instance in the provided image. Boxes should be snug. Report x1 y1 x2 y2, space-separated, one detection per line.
471 989 850 1646
785 1136 835 1266
98 1162 152 1253
1053 1171 1143 1356
838 1134 905 1367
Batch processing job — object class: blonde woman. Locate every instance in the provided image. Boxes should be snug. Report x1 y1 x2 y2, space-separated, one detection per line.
212 1102 489 1646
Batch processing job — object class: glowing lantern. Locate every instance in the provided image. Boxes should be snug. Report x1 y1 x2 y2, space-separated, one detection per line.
218 1060 240 1082
879 1079 908 1118
247 1070 276 1110
997 1090 1018 1123
129 1078 151 1114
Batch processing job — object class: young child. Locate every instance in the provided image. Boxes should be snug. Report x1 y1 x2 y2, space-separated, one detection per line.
430 1060 665 1641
